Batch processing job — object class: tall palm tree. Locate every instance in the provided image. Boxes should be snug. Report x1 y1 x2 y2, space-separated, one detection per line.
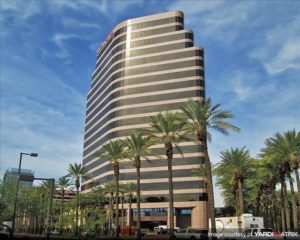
104 180 116 236
279 130 300 205
143 112 185 240
122 182 137 236
261 131 299 231
123 132 153 240
181 98 240 231
96 140 124 238
67 163 89 236
56 176 72 235
214 147 253 231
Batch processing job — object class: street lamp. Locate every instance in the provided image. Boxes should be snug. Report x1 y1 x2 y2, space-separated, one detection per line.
11 152 38 238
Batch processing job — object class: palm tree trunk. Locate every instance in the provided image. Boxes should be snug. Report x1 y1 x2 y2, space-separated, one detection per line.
287 171 299 231
129 194 132 236
280 182 286 231
121 193 124 236
272 191 279 231
282 179 291 231
76 186 79 236
295 169 300 215
115 170 120 238
165 143 174 240
198 132 216 232
136 157 141 240
237 179 244 232
237 180 244 214
109 192 113 236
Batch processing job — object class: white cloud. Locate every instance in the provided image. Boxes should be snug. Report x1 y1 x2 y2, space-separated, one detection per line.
0 50 86 179
52 33 82 59
264 37 300 75
168 0 254 43
61 18 101 29
50 0 108 14
251 15 300 75
0 0 40 19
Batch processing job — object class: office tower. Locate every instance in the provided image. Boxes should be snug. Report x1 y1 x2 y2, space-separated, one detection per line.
3 168 34 188
82 10 207 229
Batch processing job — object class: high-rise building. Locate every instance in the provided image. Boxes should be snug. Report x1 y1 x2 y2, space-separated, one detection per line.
82 10 207 229
3 168 34 188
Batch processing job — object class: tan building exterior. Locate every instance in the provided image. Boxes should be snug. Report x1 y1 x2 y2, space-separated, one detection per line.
82 10 207 229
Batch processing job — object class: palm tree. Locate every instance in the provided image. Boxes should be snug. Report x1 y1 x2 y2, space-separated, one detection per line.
91 185 107 234
67 163 89 236
260 131 300 231
143 112 185 240
56 176 72 235
123 132 153 240
214 147 253 231
122 182 137 236
96 140 124 238
181 98 240 231
104 180 116 236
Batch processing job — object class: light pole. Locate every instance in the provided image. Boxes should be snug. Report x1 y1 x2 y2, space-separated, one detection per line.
11 152 38 238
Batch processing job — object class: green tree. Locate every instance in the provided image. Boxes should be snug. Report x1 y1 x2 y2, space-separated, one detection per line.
123 132 153 240
96 140 124 238
67 163 89 236
56 176 72 234
261 130 300 231
214 147 253 231
181 99 240 231
143 112 185 240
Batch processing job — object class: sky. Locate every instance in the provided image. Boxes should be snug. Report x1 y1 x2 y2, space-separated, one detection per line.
0 0 299 207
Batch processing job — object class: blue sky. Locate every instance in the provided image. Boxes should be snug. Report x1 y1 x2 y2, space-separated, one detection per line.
1 0 299 207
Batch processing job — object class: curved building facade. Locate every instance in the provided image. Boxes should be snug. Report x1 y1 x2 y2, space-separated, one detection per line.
82 11 208 229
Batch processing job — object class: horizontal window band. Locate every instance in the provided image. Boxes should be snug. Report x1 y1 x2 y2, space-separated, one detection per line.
83 168 203 187
85 155 205 175
88 67 204 112
91 41 195 101
118 176 205 184
97 24 184 64
97 16 184 58
83 97 202 161
83 181 205 192
84 144 203 172
83 123 200 158
84 109 181 141
90 55 202 106
84 99 198 141
83 91 203 152
83 158 205 186
86 80 203 121
96 32 193 75
83 140 202 167
86 86 203 126
85 78 203 137
93 35 201 81
84 105 199 143
98 33 193 70
87 72 203 118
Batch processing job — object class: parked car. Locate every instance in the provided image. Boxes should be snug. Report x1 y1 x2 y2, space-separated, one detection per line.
83 229 96 237
154 225 180 234
0 224 11 240
50 229 60 235
174 228 207 239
